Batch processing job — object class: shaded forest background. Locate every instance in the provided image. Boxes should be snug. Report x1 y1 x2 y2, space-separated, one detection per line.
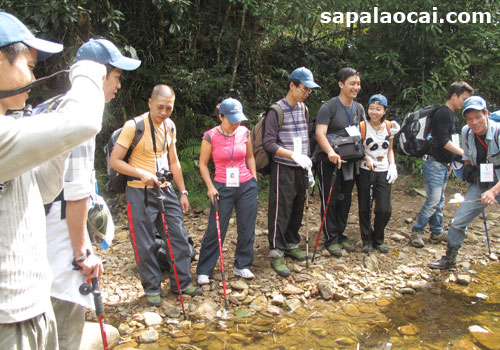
2 0 499 195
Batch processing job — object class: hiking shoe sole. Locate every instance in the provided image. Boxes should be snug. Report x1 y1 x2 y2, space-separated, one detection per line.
271 258 291 277
340 241 355 252
326 244 342 257
284 248 307 261
411 233 424 248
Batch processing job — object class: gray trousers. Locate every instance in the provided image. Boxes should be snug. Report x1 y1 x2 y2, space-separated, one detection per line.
51 297 84 350
126 185 192 294
0 303 58 350
197 178 258 276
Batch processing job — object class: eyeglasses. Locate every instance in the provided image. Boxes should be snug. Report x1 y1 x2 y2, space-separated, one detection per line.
298 86 312 95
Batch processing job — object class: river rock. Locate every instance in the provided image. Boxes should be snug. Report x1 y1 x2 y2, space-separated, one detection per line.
476 293 488 300
342 304 360 317
407 280 427 290
317 280 334 300
230 280 249 291
364 254 379 271
391 234 406 242
118 322 134 335
142 311 162 327
401 288 416 295
136 329 159 343
286 298 302 311
272 294 285 305
190 299 218 321
79 322 120 350
457 274 471 286
469 325 500 350
454 339 481 350
283 284 304 295
398 323 419 336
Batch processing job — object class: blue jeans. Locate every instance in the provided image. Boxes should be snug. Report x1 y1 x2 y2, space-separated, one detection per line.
447 183 500 248
412 159 449 234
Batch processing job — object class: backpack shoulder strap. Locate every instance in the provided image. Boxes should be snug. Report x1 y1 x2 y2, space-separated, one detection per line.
360 121 366 141
384 120 391 137
130 116 145 149
269 103 284 130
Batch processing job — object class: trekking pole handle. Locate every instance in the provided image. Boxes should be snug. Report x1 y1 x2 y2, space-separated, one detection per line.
91 278 104 317
214 195 219 212
154 184 165 211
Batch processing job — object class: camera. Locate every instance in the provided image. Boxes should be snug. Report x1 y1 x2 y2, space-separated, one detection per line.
157 169 173 183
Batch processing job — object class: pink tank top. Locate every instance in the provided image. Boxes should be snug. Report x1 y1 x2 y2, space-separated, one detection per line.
203 125 253 183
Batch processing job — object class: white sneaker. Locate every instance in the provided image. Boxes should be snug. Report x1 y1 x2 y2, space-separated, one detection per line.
197 274 210 285
233 267 255 279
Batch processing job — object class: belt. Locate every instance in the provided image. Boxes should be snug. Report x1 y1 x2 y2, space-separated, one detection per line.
422 154 436 161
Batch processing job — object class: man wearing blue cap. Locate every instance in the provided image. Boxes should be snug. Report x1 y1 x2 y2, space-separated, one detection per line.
110 84 201 305
263 66 320 276
430 96 500 269
411 82 473 248
0 11 108 350
44 38 140 350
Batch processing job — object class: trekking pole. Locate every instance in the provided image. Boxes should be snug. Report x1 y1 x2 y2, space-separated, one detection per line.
214 196 229 311
154 185 187 320
367 171 376 254
79 278 108 350
482 209 492 256
305 179 310 269
312 167 338 263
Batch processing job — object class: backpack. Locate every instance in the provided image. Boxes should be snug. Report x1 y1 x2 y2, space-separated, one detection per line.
398 104 441 157
104 116 145 193
251 104 284 174
359 120 392 141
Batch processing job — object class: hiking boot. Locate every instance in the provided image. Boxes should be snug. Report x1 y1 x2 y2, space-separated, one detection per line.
411 232 425 248
429 246 459 270
376 243 389 253
430 232 446 244
326 243 342 257
340 241 356 252
284 248 307 261
362 244 372 253
197 274 210 285
146 294 162 306
271 257 291 277
233 267 255 279
172 284 202 296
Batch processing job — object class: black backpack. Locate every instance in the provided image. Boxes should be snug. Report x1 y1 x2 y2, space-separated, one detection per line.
104 117 145 193
398 104 441 157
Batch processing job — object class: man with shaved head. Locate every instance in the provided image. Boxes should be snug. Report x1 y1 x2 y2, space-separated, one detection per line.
110 84 201 305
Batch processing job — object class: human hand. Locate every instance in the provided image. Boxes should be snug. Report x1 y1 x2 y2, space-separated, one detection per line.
76 254 103 280
364 157 375 171
386 163 398 184
327 150 342 168
179 193 190 214
390 120 401 137
207 186 219 205
69 60 106 88
139 170 161 188
481 190 498 205
291 152 312 169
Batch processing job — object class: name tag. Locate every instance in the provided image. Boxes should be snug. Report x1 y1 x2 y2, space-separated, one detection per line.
346 125 361 137
293 136 302 154
226 167 240 187
480 163 494 182
451 134 460 148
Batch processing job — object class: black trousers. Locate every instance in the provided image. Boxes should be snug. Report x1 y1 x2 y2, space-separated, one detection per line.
267 162 307 251
357 168 392 247
317 159 354 246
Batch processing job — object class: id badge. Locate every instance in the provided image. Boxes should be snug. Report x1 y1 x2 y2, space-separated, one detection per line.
226 167 240 187
158 156 169 171
346 125 361 137
480 163 494 182
293 136 302 154
451 134 460 148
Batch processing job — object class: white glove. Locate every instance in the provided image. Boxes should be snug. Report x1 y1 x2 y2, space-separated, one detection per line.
386 163 398 184
307 168 315 188
69 60 106 89
389 120 401 138
291 152 312 169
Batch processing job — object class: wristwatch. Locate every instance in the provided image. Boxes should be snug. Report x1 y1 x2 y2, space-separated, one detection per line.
180 190 189 196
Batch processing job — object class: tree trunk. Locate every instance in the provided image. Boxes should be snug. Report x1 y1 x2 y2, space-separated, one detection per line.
216 3 231 66
229 5 247 92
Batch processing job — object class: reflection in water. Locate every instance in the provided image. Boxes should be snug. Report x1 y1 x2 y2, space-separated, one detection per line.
151 263 500 349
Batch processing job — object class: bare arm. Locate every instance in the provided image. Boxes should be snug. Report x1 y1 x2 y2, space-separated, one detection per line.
109 143 160 187
246 137 257 179
199 139 218 204
316 124 341 168
443 140 464 157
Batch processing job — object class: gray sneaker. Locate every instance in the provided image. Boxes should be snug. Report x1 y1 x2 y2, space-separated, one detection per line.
430 232 446 244
411 232 424 248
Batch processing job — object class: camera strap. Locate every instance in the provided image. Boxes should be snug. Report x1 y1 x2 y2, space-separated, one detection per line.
148 113 171 174
0 70 68 99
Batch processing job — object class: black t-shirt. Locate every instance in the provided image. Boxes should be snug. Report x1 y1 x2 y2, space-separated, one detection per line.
315 96 365 136
475 133 488 165
429 105 456 163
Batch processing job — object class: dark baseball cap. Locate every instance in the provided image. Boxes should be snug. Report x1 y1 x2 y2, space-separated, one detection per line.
0 12 63 61
76 39 141 71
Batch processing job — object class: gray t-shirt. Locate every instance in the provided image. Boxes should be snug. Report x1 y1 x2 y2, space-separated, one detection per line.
315 96 366 137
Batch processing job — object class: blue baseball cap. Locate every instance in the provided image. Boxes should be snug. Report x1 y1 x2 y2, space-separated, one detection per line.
0 12 62 61
463 96 487 115
76 39 141 71
489 110 500 123
289 67 320 89
368 94 388 108
219 98 247 124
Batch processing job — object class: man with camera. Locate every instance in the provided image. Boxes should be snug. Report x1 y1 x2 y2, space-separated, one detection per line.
110 84 201 305
44 38 140 350
430 96 500 270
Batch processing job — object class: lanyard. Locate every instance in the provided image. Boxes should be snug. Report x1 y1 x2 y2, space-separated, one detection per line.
220 126 236 167
148 113 169 173
153 123 168 154
340 100 354 124
475 133 489 159
283 99 299 133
